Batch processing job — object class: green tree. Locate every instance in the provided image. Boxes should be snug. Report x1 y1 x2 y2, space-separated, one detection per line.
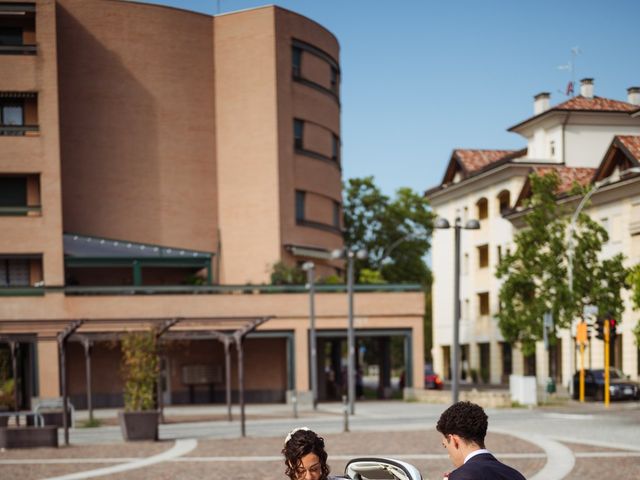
496 171 628 356
628 266 640 345
343 177 434 284
121 331 159 411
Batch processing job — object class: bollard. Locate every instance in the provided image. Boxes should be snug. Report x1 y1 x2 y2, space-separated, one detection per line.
292 391 298 419
342 395 349 433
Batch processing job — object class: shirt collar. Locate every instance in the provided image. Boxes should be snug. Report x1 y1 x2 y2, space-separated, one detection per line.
464 449 491 464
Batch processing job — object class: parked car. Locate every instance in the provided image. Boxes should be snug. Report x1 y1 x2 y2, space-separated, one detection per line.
345 457 422 480
424 364 444 390
572 368 640 401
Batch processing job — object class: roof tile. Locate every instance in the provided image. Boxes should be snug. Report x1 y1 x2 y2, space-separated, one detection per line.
454 149 520 173
616 135 640 160
553 95 639 113
531 166 596 194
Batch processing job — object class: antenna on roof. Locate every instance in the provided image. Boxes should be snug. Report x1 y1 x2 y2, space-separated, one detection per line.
557 47 581 97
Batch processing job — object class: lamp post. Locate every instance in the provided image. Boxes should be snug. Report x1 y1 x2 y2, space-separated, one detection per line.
302 261 318 410
434 217 480 403
566 166 640 393
332 247 368 415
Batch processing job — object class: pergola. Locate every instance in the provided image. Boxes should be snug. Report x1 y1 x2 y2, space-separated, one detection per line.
0 315 272 444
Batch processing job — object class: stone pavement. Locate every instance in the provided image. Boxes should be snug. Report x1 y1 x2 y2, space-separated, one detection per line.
0 401 638 479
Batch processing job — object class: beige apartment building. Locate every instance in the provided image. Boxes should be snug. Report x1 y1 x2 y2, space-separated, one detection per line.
0 0 424 409
427 79 640 390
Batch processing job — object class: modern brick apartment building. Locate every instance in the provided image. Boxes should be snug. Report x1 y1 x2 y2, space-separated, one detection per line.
0 0 424 409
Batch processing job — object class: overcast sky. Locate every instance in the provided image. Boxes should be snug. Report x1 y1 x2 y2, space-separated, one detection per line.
143 0 640 196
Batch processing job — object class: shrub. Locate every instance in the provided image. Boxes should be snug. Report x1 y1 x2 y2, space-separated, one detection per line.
121 331 158 411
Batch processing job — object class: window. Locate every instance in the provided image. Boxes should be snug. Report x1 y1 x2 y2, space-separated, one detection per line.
292 46 302 77
0 100 24 136
497 190 510 215
497 245 502 263
332 134 340 162
476 197 488 220
478 292 489 316
332 200 340 228
477 244 489 268
295 190 305 222
330 66 339 93
293 119 304 149
0 26 22 46
501 342 512 383
0 257 30 286
0 176 26 213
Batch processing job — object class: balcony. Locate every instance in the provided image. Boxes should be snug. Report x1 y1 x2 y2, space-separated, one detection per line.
0 92 38 136
0 174 41 216
0 3 37 56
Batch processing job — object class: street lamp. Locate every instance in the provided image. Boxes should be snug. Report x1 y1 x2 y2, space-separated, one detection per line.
566 166 640 392
332 247 368 415
301 261 318 410
434 217 480 403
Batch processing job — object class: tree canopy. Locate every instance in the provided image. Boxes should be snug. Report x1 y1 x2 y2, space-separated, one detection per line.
495 171 628 356
343 177 434 284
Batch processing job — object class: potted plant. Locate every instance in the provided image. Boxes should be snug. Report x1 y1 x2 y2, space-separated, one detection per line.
118 331 160 441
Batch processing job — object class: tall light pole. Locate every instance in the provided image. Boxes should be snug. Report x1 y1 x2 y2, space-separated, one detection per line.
566 167 640 392
434 217 479 403
302 261 318 410
332 247 367 415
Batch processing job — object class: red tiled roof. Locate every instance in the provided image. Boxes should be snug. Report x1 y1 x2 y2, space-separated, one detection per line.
553 95 639 113
617 135 640 160
454 149 520 173
531 166 596 194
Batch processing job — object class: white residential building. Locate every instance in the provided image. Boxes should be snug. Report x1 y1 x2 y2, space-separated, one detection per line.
427 79 640 390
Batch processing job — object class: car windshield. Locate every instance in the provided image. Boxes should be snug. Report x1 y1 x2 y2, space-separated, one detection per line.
592 368 625 380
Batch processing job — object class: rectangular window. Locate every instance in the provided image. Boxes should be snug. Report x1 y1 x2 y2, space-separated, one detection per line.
497 245 502 263
332 200 340 228
477 244 489 268
295 190 305 223
0 100 24 136
332 134 340 162
293 119 304 150
292 46 302 77
0 26 22 46
501 342 512 381
478 292 489 316
477 198 488 220
0 257 30 286
0 177 27 207
330 66 339 93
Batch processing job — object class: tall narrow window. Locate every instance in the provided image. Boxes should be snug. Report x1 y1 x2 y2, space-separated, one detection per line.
478 292 489 316
476 197 488 220
293 119 304 149
477 244 489 268
291 46 302 77
330 66 339 93
332 134 340 162
332 200 340 228
0 257 30 286
295 190 305 223
497 190 510 215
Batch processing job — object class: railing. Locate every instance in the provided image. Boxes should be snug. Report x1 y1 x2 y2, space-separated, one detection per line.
0 286 45 296
0 44 37 55
0 205 42 216
63 283 423 295
0 125 39 136
0 411 45 427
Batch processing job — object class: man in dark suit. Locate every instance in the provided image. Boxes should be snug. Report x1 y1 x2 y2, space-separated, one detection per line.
436 401 526 479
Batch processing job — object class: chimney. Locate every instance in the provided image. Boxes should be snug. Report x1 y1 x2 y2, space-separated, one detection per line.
628 87 640 106
580 78 594 98
534 92 550 115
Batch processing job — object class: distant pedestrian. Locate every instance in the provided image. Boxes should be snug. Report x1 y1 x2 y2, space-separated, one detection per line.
436 401 526 480
282 427 334 480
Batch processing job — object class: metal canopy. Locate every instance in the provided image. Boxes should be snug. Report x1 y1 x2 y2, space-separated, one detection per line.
0 315 271 443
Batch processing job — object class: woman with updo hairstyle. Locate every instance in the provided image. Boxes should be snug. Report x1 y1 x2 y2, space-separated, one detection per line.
282 427 332 480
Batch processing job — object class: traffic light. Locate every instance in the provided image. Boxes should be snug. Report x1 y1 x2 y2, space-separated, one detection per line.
608 318 617 339
595 317 605 340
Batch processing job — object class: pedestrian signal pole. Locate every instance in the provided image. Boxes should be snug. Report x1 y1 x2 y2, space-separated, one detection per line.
576 321 588 402
604 319 610 407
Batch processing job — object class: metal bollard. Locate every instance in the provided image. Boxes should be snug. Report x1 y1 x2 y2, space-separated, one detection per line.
342 394 349 433
292 391 298 419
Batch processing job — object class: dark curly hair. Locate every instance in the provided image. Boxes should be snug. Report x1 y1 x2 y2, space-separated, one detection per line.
436 401 488 448
282 428 330 480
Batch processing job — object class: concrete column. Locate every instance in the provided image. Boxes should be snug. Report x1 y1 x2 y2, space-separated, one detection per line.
293 325 309 398
37 339 60 398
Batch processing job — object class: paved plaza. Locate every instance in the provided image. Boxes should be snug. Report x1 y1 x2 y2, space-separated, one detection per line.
0 400 639 479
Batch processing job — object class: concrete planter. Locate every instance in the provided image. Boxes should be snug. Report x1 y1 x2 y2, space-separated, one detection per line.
0 426 59 449
118 410 159 441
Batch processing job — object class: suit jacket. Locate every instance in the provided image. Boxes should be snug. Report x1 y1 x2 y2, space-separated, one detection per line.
448 452 526 480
